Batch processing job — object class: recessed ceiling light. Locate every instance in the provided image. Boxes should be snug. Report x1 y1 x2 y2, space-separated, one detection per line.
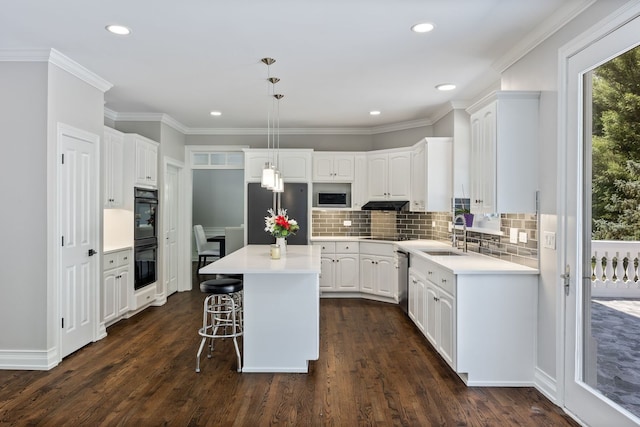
370 111 381 116
210 111 222 116
105 24 131 36
436 83 456 91
411 22 435 33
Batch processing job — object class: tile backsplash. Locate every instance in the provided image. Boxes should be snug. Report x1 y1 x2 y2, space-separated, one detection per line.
311 210 538 268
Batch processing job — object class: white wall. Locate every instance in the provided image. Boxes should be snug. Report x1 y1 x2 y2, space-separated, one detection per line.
371 125 433 150
0 62 48 350
499 0 629 392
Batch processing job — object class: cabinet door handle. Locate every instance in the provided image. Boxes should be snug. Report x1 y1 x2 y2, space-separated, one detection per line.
441 279 447 283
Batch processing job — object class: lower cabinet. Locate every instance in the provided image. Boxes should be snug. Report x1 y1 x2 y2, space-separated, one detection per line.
103 249 131 325
318 241 359 292
408 252 537 386
408 269 426 333
425 279 455 369
359 254 395 298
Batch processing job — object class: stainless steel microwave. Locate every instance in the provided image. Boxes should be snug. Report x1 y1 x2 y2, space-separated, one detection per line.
317 192 348 207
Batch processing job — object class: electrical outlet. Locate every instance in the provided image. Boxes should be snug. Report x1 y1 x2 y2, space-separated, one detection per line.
519 231 528 243
509 228 518 243
543 231 556 249
432 221 436 228
447 221 452 232
343 220 352 227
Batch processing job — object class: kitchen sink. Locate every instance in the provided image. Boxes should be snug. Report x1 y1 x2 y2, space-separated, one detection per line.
421 250 465 256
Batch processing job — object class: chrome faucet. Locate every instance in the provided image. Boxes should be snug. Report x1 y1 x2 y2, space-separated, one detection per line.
452 214 468 252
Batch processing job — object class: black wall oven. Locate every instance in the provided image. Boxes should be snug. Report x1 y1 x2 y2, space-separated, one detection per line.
134 188 158 290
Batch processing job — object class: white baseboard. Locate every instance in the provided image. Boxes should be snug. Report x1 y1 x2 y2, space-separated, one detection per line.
0 348 58 371
534 366 559 404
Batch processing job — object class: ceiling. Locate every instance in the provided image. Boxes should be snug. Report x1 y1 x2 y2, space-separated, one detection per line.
1 0 592 133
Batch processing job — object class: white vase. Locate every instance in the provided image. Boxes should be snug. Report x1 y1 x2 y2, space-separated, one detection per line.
276 237 286 255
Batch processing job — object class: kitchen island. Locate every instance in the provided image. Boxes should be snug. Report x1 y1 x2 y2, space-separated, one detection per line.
199 244 321 373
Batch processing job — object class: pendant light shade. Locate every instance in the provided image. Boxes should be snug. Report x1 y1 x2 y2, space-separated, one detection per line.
273 173 284 193
261 162 275 189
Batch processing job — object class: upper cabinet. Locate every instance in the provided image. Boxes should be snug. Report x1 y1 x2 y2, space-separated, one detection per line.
367 150 411 201
352 154 368 210
312 153 355 182
410 138 453 212
125 134 159 189
244 149 312 183
467 91 539 214
103 126 125 208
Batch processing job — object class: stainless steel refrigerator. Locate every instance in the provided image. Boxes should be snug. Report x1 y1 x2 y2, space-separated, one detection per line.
247 182 309 245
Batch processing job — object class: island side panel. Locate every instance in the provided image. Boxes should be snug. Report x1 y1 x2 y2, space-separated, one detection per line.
456 274 537 386
242 273 320 373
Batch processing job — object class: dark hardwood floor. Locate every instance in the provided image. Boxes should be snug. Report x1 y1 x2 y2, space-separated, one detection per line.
0 267 579 426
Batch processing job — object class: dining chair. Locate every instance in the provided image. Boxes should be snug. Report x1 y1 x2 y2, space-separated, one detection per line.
194 225 220 269
224 226 245 256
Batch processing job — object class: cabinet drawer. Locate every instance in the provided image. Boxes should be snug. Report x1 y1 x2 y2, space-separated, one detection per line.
336 241 358 253
104 252 119 270
316 242 336 253
359 242 394 257
438 270 455 295
134 284 156 309
117 250 131 267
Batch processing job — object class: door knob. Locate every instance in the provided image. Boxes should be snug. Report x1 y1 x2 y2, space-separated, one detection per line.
88 249 97 256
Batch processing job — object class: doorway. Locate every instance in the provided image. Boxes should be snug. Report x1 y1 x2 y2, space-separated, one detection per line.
163 158 186 295
561 7 640 426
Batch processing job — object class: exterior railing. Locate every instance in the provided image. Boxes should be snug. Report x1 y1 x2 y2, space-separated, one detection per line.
591 240 640 298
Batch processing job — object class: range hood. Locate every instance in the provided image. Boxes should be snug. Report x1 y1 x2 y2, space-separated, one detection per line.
361 200 409 211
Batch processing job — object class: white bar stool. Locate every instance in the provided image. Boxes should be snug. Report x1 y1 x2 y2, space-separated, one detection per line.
196 278 243 373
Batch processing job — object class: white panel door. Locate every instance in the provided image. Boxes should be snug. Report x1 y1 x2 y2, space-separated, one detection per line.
59 125 99 358
165 163 180 296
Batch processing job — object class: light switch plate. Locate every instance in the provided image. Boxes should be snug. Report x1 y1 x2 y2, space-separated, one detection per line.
543 231 556 249
519 232 528 243
509 228 518 243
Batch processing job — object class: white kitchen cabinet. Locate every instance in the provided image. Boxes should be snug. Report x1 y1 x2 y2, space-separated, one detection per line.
367 150 411 201
424 272 456 369
102 249 131 325
318 241 359 292
103 126 125 208
312 153 354 182
125 134 159 188
408 269 426 333
359 242 397 300
244 149 313 182
408 252 537 385
410 138 453 212
352 154 368 210
467 91 539 214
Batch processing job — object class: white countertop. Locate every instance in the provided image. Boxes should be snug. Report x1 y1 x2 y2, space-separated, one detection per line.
199 244 321 275
311 237 538 275
396 240 538 275
104 244 133 254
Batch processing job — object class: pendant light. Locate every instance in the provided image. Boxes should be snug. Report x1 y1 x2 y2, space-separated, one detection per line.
272 93 284 193
260 58 276 189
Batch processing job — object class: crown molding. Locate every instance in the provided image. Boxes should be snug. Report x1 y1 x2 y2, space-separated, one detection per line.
0 48 50 61
106 111 443 136
492 0 597 73
369 118 433 135
49 49 113 93
0 48 113 92
111 112 189 134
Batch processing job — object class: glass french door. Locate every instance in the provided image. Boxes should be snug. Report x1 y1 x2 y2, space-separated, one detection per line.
562 10 640 427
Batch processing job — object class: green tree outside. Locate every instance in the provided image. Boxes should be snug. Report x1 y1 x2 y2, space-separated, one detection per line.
591 45 640 240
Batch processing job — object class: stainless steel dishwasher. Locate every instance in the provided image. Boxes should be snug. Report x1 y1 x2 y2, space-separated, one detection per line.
396 250 409 314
